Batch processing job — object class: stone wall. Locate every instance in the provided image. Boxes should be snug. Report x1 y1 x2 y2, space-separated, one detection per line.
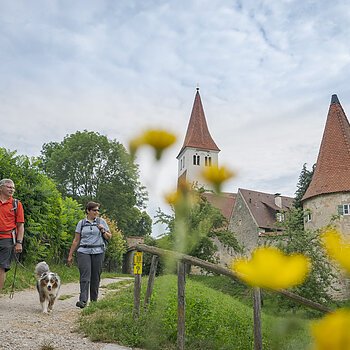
229 193 259 255
304 192 350 299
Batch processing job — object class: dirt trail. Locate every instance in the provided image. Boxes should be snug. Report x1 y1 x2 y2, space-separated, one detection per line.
0 277 138 350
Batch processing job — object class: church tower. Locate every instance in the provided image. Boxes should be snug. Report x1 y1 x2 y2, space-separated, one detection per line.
177 89 220 189
303 94 350 236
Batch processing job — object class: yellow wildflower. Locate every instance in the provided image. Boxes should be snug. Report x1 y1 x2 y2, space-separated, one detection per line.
164 182 199 207
232 247 310 290
311 308 350 350
201 165 235 193
321 228 350 274
129 129 176 161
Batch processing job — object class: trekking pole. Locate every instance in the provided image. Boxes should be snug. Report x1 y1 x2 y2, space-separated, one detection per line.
9 253 19 299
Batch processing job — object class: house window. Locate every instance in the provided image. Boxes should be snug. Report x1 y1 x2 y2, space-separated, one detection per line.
338 204 350 215
305 213 312 223
193 154 200 166
276 212 285 222
205 156 212 166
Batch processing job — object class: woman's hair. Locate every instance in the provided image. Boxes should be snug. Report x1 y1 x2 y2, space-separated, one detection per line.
85 201 100 214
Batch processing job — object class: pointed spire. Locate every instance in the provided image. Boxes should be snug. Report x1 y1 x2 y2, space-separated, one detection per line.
177 90 220 157
303 95 350 201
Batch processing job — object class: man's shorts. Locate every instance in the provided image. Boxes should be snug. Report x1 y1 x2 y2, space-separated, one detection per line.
0 238 14 272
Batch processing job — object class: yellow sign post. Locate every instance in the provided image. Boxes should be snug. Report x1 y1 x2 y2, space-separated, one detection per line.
133 251 143 275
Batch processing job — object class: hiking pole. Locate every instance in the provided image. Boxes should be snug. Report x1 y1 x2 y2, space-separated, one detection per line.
9 253 19 299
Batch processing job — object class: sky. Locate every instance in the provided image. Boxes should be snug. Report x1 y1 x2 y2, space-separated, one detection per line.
1 0 350 236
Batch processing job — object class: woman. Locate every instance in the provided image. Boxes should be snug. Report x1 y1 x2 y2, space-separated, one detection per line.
68 201 112 308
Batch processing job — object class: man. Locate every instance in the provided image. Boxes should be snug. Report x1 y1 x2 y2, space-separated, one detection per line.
0 179 25 291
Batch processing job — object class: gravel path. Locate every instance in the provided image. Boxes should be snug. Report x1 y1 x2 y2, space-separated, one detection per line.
0 277 140 350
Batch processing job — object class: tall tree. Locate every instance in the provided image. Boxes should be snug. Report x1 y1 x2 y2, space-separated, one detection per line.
39 130 151 236
0 148 83 263
294 163 314 209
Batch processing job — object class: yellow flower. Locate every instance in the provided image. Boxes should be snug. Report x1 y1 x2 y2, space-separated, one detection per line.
231 247 310 290
321 228 350 274
164 182 199 207
129 129 176 161
201 165 235 192
311 308 350 350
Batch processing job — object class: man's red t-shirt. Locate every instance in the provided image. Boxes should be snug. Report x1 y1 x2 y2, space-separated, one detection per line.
0 197 25 238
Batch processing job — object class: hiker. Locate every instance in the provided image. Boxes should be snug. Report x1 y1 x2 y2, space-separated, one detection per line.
0 179 25 291
67 201 111 308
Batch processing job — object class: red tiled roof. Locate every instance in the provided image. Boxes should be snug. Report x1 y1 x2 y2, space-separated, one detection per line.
177 90 220 157
202 192 236 221
303 95 350 201
239 188 294 230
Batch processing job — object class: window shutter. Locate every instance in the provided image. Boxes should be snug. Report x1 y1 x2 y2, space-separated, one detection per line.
338 205 344 215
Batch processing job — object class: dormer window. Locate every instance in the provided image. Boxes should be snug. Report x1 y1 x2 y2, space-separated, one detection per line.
205 156 212 166
276 212 285 222
193 154 200 166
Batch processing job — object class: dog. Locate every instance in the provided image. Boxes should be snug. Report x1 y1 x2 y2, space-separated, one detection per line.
35 261 61 313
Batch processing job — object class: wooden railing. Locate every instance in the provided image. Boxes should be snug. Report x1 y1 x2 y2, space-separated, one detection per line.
131 244 331 350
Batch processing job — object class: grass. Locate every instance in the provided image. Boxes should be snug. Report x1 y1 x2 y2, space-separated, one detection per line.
79 274 314 350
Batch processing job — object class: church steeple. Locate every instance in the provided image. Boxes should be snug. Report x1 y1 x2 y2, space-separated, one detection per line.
303 94 350 201
177 89 220 158
177 89 220 189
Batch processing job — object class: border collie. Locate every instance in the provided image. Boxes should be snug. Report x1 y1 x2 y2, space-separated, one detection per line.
35 261 61 313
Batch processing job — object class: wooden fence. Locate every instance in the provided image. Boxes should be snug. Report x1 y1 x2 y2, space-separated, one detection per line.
131 244 331 350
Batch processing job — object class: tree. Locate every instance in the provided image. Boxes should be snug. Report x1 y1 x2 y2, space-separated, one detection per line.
155 190 241 264
0 148 83 263
39 130 151 237
101 216 127 272
294 163 314 209
267 164 335 307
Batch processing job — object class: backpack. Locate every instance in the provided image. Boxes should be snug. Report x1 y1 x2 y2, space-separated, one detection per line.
12 199 18 220
79 217 109 246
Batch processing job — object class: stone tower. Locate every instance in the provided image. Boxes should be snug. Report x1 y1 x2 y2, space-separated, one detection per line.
177 89 220 189
303 94 350 236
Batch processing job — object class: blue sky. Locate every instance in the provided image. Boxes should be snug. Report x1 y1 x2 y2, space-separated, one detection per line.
1 1 350 236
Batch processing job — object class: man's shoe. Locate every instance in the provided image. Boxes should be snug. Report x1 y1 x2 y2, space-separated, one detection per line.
76 301 86 308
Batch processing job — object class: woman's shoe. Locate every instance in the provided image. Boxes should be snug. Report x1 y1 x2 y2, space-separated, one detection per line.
76 301 86 308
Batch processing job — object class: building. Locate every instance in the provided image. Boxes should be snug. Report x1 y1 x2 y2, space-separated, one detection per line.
302 94 350 297
229 189 293 254
177 89 292 263
302 94 350 236
177 88 220 190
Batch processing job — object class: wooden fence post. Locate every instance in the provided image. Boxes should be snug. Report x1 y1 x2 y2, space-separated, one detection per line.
253 287 262 350
177 261 186 350
133 274 142 318
144 255 159 307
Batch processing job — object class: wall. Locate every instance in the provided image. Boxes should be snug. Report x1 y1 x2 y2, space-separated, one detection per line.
229 192 259 255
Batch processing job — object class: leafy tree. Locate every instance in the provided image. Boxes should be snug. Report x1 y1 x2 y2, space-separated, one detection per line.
39 130 151 237
0 148 82 263
294 163 314 209
270 208 335 306
101 216 127 272
267 164 334 307
155 190 241 264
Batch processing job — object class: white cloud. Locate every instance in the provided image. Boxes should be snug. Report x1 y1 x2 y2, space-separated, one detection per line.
1 0 350 235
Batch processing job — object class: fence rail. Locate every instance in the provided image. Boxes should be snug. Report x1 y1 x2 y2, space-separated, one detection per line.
130 243 331 350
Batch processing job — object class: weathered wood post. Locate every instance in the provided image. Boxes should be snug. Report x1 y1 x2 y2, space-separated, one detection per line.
253 287 262 350
144 255 159 307
177 261 186 350
133 251 143 318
